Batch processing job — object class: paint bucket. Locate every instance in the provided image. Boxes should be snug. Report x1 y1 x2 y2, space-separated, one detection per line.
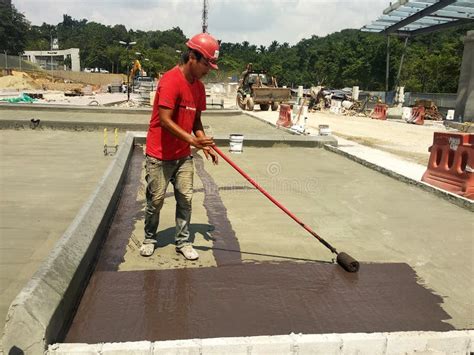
402 107 412 121
319 124 331 136
446 109 454 120
229 134 244 153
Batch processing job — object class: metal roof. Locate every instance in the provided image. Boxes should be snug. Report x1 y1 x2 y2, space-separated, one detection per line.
361 0 474 36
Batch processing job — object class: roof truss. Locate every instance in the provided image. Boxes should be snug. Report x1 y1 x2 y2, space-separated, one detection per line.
362 0 474 36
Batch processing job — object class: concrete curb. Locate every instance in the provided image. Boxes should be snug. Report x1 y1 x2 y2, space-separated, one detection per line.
47 330 474 354
0 119 150 132
1 132 136 354
0 103 241 116
131 133 336 148
324 144 474 212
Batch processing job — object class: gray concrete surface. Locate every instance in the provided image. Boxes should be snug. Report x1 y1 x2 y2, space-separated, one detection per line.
247 110 473 211
2 132 134 354
0 129 126 352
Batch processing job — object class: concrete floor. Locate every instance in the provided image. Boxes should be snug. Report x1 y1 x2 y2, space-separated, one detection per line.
0 129 125 329
0 109 472 337
95 144 473 331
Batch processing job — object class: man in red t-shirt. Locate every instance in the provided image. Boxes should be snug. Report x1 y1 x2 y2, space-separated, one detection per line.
141 33 220 260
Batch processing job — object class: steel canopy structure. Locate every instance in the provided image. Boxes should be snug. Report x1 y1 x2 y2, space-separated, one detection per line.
361 0 474 37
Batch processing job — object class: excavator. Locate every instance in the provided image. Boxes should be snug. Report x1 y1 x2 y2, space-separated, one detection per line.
129 59 146 83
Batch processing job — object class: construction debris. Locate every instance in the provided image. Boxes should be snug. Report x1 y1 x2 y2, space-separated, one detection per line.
414 99 443 121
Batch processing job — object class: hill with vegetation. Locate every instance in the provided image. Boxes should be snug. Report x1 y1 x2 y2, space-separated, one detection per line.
1 2 472 92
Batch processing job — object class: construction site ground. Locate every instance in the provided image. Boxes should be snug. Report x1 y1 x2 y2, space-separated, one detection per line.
0 98 473 351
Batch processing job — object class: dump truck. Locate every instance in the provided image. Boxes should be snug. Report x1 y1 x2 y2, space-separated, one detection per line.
236 66 291 111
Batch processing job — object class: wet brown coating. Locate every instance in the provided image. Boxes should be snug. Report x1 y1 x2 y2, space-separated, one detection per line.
65 262 452 343
194 152 243 265
95 147 146 271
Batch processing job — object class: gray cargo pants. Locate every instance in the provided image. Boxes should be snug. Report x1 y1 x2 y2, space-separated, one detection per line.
143 155 194 248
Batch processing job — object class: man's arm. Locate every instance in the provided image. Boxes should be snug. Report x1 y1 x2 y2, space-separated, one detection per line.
159 106 214 149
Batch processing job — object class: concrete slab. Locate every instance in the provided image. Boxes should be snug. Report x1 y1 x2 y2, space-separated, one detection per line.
0 129 122 333
0 110 472 354
1 131 134 354
70 144 472 338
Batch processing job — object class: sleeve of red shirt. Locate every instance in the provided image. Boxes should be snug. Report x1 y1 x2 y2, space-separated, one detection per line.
158 75 180 109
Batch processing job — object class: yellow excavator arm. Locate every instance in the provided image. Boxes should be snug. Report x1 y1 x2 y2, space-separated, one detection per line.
129 60 142 80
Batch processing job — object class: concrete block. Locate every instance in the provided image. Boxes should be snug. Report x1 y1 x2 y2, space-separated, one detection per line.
47 343 102 354
386 332 428 355
153 339 201 355
340 332 386 355
247 335 293 354
294 334 342 355
101 341 152 354
201 337 249 354
469 330 474 353
425 331 472 354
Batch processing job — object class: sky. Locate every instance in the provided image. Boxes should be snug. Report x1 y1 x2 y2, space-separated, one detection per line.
13 0 389 46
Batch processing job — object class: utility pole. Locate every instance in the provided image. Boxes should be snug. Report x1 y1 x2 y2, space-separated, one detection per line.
50 31 53 78
202 0 208 33
119 40 137 101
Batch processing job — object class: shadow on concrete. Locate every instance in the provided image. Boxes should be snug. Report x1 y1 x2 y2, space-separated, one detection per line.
155 223 216 248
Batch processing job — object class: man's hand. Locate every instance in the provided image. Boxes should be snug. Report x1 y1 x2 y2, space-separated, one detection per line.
203 147 218 165
191 135 215 149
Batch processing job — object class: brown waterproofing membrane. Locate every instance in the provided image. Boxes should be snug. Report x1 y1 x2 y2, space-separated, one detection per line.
65 146 452 343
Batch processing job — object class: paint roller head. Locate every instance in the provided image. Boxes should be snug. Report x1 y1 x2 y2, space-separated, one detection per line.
336 252 359 273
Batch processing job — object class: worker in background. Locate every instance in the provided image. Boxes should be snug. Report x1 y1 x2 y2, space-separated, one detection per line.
239 62 252 86
140 33 220 260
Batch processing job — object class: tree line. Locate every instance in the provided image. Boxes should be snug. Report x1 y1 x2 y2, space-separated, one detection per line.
1 2 472 92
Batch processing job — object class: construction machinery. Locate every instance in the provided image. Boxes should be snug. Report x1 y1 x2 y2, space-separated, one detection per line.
129 60 146 83
236 65 291 111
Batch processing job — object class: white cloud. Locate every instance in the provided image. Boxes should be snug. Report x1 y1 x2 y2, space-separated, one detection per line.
14 0 389 46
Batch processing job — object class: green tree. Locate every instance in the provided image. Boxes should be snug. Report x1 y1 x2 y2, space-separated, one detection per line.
0 3 30 54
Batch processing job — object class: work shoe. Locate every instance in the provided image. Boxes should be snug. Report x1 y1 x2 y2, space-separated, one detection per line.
139 243 155 257
176 245 199 260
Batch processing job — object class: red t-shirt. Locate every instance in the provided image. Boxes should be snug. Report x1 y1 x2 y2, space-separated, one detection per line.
146 66 206 160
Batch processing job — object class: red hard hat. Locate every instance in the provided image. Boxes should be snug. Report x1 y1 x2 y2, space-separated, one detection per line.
186 33 220 70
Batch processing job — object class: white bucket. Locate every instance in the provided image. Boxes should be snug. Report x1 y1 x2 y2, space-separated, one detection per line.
402 107 412 121
229 134 244 153
319 124 331 136
446 109 455 120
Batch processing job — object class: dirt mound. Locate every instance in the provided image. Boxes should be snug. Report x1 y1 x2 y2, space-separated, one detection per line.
0 74 41 90
0 70 87 91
